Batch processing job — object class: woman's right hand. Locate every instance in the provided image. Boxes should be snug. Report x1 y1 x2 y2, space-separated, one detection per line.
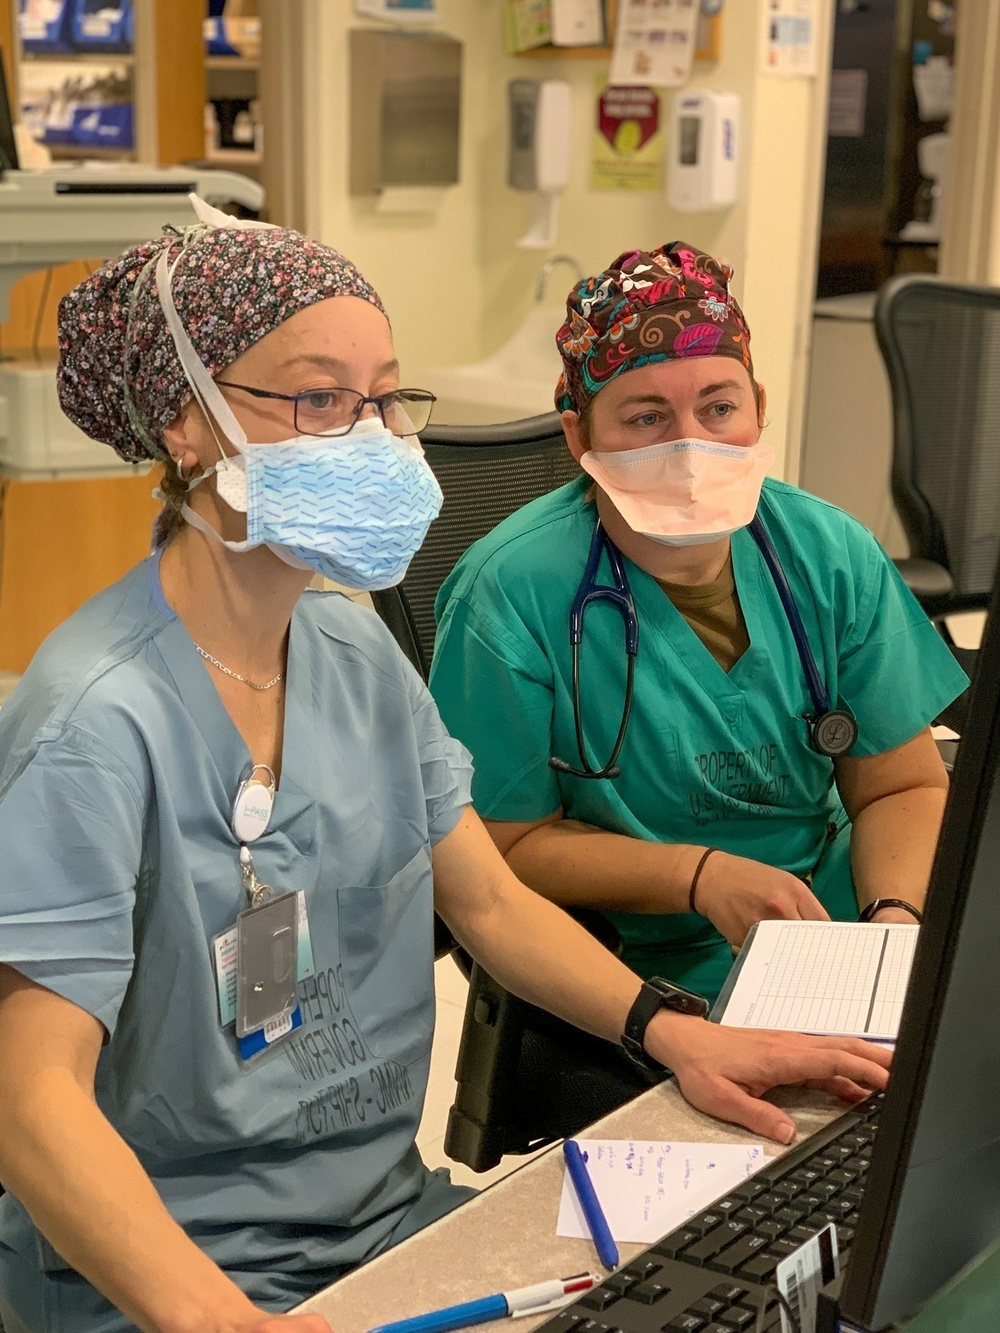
693 849 830 947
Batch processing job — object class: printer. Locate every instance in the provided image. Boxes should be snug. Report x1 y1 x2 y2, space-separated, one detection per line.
0 165 264 478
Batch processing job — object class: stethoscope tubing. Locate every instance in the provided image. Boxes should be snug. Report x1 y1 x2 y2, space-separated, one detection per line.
747 516 832 719
550 515 855 780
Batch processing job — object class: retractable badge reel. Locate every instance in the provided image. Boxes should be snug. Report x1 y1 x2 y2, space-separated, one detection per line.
231 767 301 1050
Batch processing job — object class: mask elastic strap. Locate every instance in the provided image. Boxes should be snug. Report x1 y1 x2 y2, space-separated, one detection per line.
179 501 254 553
153 244 249 459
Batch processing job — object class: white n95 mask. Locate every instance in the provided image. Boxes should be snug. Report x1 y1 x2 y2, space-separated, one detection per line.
580 436 774 546
153 234 442 590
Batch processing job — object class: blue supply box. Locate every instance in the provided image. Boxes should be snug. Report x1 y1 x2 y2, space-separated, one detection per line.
18 0 133 55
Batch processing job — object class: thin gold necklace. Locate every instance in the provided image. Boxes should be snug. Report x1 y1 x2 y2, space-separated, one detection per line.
195 644 284 691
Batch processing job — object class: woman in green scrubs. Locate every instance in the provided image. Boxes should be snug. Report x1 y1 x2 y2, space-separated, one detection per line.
0 219 892 1333
431 242 967 1006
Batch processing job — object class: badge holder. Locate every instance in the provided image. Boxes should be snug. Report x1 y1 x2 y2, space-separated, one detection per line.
210 765 313 1065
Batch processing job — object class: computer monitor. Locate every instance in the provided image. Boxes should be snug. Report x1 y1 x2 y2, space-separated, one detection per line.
823 595 1000 1329
0 49 20 177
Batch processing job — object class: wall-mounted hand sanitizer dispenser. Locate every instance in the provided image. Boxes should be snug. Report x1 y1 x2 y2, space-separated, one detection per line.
668 90 740 212
508 79 573 248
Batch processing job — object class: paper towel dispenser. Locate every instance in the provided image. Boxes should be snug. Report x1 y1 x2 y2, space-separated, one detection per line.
349 29 462 198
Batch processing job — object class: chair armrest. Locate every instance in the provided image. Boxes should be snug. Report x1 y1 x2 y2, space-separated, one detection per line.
893 557 954 601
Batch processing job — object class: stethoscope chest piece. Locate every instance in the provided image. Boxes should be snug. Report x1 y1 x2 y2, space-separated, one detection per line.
810 709 859 759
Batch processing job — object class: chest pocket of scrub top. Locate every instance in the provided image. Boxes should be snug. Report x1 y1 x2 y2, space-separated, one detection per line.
338 845 436 1066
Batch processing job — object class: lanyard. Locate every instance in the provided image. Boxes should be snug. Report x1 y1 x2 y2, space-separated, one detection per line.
231 764 276 907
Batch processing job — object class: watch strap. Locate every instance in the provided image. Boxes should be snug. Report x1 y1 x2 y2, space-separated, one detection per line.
621 978 710 1072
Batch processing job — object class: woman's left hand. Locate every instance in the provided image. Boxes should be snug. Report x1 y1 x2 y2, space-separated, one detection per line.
645 1010 892 1144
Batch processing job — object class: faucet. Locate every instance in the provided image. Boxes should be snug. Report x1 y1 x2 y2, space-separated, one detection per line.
535 254 585 304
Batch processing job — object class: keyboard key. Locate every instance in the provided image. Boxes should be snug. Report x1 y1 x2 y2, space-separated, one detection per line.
755 1219 786 1241
735 1205 770 1225
837 1225 856 1248
787 1167 823 1189
739 1252 780 1282
796 1192 825 1212
627 1280 671 1305
844 1186 866 1206
715 1197 743 1215
709 1234 769 1273
684 1221 749 1265
653 1229 699 1259
703 1325 739 1333
536 1315 584 1333
690 1297 727 1319
577 1320 620 1333
662 1315 705 1332
579 1290 621 1312
604 1273 639 1296
753 1194 784 1214
775 1205 808 1227
768 1238 801 1258
732 1180 765 1201
708 1284 748 1305
828 1167 860 1187
688 1212 726 1237
576 1320 619 1333
623 1261 663 1282
718 1307 757 1330
771 1179 800 1200
787 1225 819 1245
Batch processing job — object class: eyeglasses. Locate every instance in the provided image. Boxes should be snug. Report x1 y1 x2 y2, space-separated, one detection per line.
214 381 437 438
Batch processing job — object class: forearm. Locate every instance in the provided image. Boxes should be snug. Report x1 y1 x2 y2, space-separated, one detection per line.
0 1069 259 1333
501 818 705 915
849 785 948 912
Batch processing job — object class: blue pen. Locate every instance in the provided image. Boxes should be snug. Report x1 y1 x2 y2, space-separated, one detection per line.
563 1140 620 1270
367 1273 602 1333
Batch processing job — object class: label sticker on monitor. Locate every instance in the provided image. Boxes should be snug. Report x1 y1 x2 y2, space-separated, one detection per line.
776 1223 840 1333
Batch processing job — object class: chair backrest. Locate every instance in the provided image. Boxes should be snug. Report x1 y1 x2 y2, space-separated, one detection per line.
875 276 1000 611
372 413 579 680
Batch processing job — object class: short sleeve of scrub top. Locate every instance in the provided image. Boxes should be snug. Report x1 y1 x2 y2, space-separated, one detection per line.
0 724 144 1035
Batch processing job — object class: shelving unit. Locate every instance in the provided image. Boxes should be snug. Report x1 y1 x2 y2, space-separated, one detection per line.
0 0 206 675
203 0 261 182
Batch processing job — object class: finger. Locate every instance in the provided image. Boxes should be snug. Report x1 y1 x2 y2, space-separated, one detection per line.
803 1076 871 1102
686 1074 798 1145
810 1036 894 1070
779 1048 891 1091
794 885 831 921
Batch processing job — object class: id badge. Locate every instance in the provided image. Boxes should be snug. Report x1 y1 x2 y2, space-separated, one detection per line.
236 891 299 1038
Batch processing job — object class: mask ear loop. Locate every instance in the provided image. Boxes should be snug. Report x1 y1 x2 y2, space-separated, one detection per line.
153 243 249 463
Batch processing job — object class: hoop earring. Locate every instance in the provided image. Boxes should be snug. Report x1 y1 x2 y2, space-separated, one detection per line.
174 456 192 482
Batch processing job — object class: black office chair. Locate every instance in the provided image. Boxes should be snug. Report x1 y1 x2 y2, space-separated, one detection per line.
372 414 658 1172
875 276 1000 728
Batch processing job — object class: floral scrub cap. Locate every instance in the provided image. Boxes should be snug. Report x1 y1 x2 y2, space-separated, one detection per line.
554 241 754 415
57 203 385 463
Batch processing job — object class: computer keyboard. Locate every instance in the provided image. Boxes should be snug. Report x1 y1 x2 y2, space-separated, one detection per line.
537 1092 883 1333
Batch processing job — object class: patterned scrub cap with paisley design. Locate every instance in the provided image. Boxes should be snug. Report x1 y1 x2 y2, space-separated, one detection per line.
554 241 753 414
57 199 386 463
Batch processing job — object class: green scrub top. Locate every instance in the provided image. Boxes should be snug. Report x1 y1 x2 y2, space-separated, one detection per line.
430 475 968 1004
0 553 474 1333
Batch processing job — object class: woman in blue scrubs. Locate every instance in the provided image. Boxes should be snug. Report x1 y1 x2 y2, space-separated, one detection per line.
431 242 967 1005
0 214 891 1333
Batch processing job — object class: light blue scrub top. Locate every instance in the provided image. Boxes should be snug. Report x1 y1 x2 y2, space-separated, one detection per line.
430 475 969 1003
0 554 474 1333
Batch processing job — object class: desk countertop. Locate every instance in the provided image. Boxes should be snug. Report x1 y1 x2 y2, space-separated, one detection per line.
298 1080 845 1333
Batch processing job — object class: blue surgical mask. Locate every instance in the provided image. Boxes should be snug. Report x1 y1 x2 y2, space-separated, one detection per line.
152 237 442 590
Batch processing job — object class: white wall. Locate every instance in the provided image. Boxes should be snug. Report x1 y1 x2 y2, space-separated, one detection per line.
298 0 834 477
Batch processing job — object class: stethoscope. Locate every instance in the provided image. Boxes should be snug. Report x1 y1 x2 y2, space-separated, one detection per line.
548 517 859 781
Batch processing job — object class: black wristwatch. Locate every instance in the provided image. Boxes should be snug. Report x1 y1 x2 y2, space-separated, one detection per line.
621 977 710 1073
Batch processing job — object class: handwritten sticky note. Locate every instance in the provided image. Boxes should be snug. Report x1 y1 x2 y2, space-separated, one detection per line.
556 1139 765 1244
